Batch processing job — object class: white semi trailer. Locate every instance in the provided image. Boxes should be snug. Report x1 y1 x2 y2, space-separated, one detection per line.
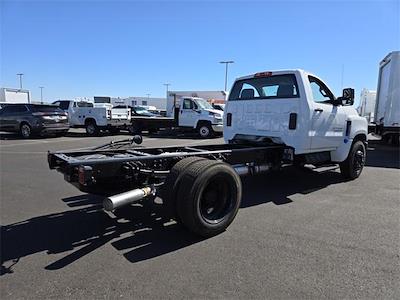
372 51 400 145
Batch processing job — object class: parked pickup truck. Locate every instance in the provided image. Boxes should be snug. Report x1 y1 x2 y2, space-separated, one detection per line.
48 69 367 237
130 97 223 138
53 100 131 136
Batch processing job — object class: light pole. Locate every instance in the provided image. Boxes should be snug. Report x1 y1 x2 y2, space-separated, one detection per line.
219 61 234 91
163 83 171 97
17 73 24 89
146 94 150 105
39 86 44 104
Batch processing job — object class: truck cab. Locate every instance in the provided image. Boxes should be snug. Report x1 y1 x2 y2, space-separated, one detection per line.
178 97 224 137
224 69 368 165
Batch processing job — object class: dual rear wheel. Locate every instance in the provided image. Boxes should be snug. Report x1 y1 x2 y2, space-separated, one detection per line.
161 157 242 237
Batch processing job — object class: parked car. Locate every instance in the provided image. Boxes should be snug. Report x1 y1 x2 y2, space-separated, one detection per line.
132 106 161 117
0 103 69 138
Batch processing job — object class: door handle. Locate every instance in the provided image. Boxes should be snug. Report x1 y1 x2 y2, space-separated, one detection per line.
314 108 323 112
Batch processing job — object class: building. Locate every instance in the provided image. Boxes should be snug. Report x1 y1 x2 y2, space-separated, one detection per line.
357 88 377 122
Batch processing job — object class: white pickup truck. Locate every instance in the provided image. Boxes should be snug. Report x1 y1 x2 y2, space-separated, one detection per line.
224 69 368 178
53 100 131 136
49 69 368 237
130 97 224 138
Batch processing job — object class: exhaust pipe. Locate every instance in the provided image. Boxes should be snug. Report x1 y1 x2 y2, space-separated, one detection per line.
103 187 152 211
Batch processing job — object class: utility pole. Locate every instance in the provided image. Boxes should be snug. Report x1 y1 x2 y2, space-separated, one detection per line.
17 73 24 89
219 61 234 91
39 86 44 104
163 83 171 97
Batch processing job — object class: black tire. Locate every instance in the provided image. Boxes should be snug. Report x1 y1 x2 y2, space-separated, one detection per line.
85 120 99 136
20 123 32 138
176 159 242 237
339 140 366 180
160 157 206 219
198 123 214 138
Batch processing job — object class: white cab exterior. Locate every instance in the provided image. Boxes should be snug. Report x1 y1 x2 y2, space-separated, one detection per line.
224 69 367 162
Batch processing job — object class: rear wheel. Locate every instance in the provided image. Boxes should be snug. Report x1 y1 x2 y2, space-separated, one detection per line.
85 121 99 136
340 140 366 180
20 123 32 138
160 157 205 219
176 159 242 237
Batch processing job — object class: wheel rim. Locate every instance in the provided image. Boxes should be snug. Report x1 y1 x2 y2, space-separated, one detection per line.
200 126 209 137
199 175 234 224
21 125 30 137
353 147 365 176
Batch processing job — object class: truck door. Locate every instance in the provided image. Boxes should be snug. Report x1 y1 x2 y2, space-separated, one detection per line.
308 76 347 150
179 98 196 127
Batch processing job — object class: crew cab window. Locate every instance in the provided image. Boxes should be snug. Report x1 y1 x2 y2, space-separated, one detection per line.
229 74 299 100
183 99 194 109
308 76 335 103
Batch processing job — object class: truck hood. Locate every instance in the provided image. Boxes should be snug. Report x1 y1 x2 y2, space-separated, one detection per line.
205 109 224 117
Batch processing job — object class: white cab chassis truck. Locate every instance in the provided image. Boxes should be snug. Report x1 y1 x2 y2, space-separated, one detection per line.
371 51 400 145
48 69 367 238
53 100 131 136
131 97 223 138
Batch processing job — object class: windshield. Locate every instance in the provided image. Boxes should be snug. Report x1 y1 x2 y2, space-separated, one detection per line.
195 99 213 110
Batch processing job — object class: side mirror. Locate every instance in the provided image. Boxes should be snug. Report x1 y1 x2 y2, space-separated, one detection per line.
337 88 355 106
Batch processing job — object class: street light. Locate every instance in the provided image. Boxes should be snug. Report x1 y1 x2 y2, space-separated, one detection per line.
163 83 171 98
39 86 44 104
17 73 24 89
219 61 234 91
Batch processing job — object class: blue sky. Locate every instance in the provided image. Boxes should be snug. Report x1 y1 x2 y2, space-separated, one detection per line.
1 0 399 104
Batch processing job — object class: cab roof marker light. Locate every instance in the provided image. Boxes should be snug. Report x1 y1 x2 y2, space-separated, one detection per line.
254 71 272 78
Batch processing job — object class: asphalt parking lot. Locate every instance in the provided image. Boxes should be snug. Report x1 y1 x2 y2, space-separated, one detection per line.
1 130 399 299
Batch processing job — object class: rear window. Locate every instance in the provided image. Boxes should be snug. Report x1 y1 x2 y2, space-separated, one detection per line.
30 105 64 113
77 102 93 107
228 74 299 100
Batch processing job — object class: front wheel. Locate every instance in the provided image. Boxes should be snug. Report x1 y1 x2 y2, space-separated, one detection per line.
198 124 214 138
339 140 366 180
